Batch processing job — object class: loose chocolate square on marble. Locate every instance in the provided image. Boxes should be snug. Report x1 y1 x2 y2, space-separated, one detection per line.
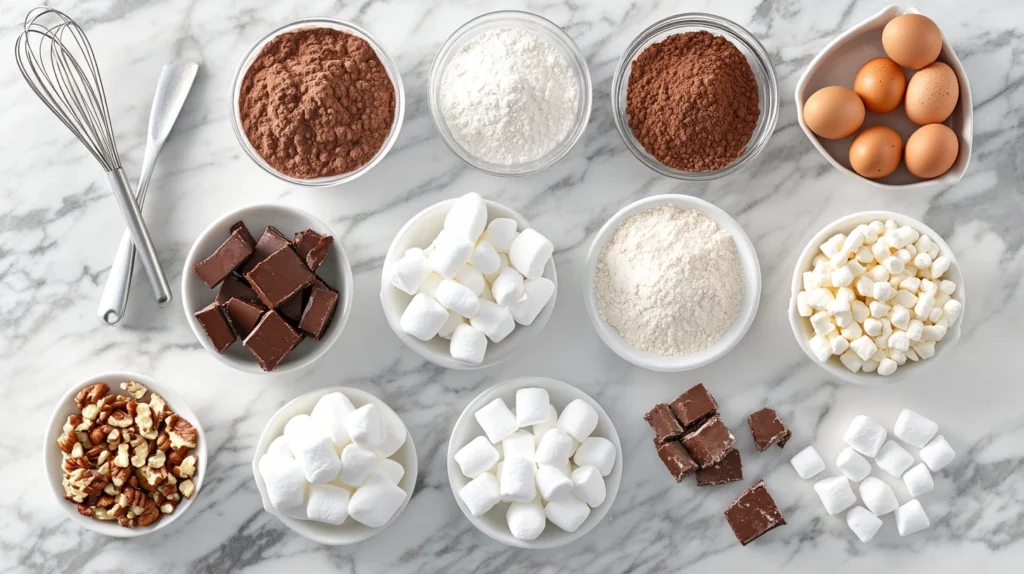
304 235 333 272
239 226 291 275
230 221 256 248
192 227 255 288
682 415 736 467
215 276 260 305
293 229 322 261
244 245 315 309
696 448 743 486
644 403 685 444
194 302 236 352
724 480 786 546
748 408 791 452
299 285 339 340
278 293 304 323
224 297 265 338
242 310 302 372
656 440 698 482
670 383 719 429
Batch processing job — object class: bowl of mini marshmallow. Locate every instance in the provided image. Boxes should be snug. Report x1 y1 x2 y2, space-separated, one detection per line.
381 192 557 369
252 387 416 545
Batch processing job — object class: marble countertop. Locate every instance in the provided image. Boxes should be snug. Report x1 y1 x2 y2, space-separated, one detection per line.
2 0 1022 572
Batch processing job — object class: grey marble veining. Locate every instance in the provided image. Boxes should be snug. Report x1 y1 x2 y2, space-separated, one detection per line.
1 0 1023 572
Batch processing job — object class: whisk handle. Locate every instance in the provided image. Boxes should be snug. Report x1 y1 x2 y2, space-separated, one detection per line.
106 168 172 306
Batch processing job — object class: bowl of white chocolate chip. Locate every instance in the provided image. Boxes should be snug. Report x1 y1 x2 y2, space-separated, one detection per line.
789 211 965 384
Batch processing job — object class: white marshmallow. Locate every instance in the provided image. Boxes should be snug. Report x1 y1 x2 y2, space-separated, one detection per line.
836 447 871 482
490 267 525 306
348 473 406 528
373 407 407 459
267 436 294 459
417 273 443 299
814 476 857 516
854 276 874 298
375 459 406 485
840 350 864 373
284 414 342 484
790 446 826 479
808 335 832 362
535 465 573 501
510 276 555 326
859 476 898 516
459 472 501 516
928 306 944 323
903 463 934 497
474 398 518 444
339 443 379 487
939 279 956 295
306 484 351 525
573 437 616 477
400 294 449 341
557 399 599 442
545 495 590 533
469 300 515 343
346 404 386 449
828 333 850 356
810 311 835 337
930 256 951 279
506 500 546 540
911 340 934 359
862 317 882 337
877 358 898 376
907 319 924 342
895 499 930 536
914 252 933 269
921 324 946 342
820 233 846 257
888 330 910 352
872 281 896 302
920 435 955 471
893 409 939 448
437 311 464 339
455 265 486 296
844 415 887 457
869 301 891 319
310 392 355 448
536 428 575 466
796 291 811 316
532 404 558 441
450 324 488 365
436 279 481 318
515 388 551 428
390 249 431 295
571 465 606 508
849 336 878 362
890 305 911 330
455 436 500 478
831 265 855 288
875 440 914 478
482 218 518 253
914 292 935 321
427 231 474 279
509 228 553 279
500 456 537 503
258 454 307 510
807 287 835 310
840 321 863 341
940 299 962 326
502 431 536 462
882 255 905 275
469 241 502 276
804 272 822 291
847 506 883 543
862 359 880 373
444 192 488 242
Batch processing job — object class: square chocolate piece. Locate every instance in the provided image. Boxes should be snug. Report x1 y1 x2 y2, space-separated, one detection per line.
244 246 315 309
192 228 255 288
670 383 719 429
278 293 303 323
748 408 791 452
656 440 698 482
194 302 236 352
725 480 786 545
215 276 260 305
242 310 302 372
304 235 333 272
293 229 322 261
299 286 339 340
682 415 736 467
696 449 743 486
239 226 291 275
230 221 256 248
644 403 685 444
224 297 265 338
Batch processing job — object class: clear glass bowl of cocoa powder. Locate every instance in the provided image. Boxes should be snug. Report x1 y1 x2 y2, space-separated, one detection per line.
231 18 405 187
612 14 778 180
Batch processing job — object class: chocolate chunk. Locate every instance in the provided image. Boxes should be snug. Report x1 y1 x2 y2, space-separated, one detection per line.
279 293 303 323
682 415 736 467
748 408 791 452
192 228 255 288
244 246 315 309
725 480 786 545
239 226 291 275
215 276 260 305
644 403 685 444
242 310 302 372
299 285 339 340
304 235 333 272
293 229 322 261
194 302 236 352
670 383 719 429
697 449 743 486
230 221 256 248
656 440 698 482
224 297 265 338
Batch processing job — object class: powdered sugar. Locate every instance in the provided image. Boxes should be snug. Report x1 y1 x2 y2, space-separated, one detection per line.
594 205 743 356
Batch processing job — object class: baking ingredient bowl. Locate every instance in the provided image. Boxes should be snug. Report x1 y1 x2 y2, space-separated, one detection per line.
612 13 779 180
380 198 557 370
251 386 417 545
447 377 621 549
44 372 207 538
231 18 405 186
428 10 592 176
182 203 353 374
788 211 966 385
584 194 761 372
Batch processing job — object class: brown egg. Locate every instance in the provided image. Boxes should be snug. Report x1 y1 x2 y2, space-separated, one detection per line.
905 124 959 178
854 57 907 113
882 14 943 70
803 86 866 139
849 126 903 179
905 62 959 125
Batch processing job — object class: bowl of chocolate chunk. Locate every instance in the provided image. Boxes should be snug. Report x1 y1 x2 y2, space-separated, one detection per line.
231 18 404 186
183 204 353 373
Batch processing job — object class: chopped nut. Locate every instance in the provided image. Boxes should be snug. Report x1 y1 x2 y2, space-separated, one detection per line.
148 450 166 469
137 466 167 491
68 468 107 495
74 431 92 449
77 503 93 517
98 394 130 413
57 432 78 453
149 393 169 422
111 466 130 487
93 507 114 521
70 442 84 458
173 455 197 479
137 499 161 526
108 410 133 428
63 456 90 474
126 399 138 418
120 381 148 399
135 403 157 440
85 446 105 461
97 494 115 508
96 450 111 467
159 502 175 514
167 447 189 467
179 479 196 499
155 433 170 452
130 441 150 468
113 443 130 468
103 482 118 496
168 417 198 450
82 403 99 421
89 424 112 446
75 383 109 408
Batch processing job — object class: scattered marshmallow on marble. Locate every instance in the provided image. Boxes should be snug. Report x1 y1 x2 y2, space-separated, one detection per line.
920 435 956 471
506 500 546 541
557 399 598 442
859 477 899 516
847 506 883 543
348 473 407 528
516 387 551 427
895 499 930 536
814 476 857 516
305 484 351 525
535 465 574 501
284 414 342 484
875 440 914 478
474 398 519 444
571 465 606 508
904 463 935 497
573 437 616 477
894 409 939 449
459 472 502 516
500 457 538 503
836 447 871 482
544 495 591 533
844 415 887 457
790 446 826 479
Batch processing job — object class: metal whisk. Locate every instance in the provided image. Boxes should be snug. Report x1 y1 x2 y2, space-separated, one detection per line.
15 7 171 305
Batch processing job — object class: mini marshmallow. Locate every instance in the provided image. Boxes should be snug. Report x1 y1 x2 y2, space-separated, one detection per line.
346 404 386 448
921 324 946 342
895 499 930 536
928 306 944 323
862 317 882 337
913 252 932 269
482 218 518 253
510 276 555 326
829 333 850 355
856 245 874 263
882 255 905 275
920 435 955 471
904 463 934 497
872 281 896 302
912 340 935 360
536 465 573 501
914 293 935 321
516 387 551 427
796 291 813 317
930 256 951 279
390 249 431 295
436 279 480 318
896 248 912 264
790 446 826 479
545 495 590 533
500 456 538 503
859 476 898 515
840 350 864 373
890 304 911 330
306 484 351 525
533 404 559 441
847 506 883 543
469 300 515 343
455 436 500 478
573 437 616 477
840 321 863 341
474 397 518 444
869 301 891 319
428 231 474 279
841 229 866 256
455 265 486 296
907 319 924 342
831 265 855 288
844 415 887 457
259 455 307 510
339 443 379 486
557 399 598 442
855 276 874 298
808 335 832 362
490 267 524 306
284 414 342 484
470 241 502 276
267 436 294 459
888 330 910 352
444 192 488 242
862 359 880 373
836 447 871 482
939 279 956 295
940 299 962 327
810 311 836 336
450 324 488 364
536 428 575 466
814 476 857 516
401 293 449 341
375 458 406 485
310 392 355 448
807 288 835 310
502 431 536 462
877 358 898 376
506 500 546 541
437 311 464 339
459 472 501 516
820 233 845 257
894 409 938 448
875 440 914 477
509 228 553 279
849 336 878 362
871 239 892 264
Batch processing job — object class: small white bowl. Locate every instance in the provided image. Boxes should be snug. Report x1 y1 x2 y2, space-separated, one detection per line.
251 387 417 545
182 203 354 374
583 194 761 372
447 377 621 549
44 372 207 537
795 5 973 189
380 199 557 370
788 211 966 385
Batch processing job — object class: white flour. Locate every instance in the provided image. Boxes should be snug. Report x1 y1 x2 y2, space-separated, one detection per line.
594 205 744 356
439 27 578 166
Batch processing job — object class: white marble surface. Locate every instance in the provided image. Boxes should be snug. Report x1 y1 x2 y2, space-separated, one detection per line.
1 0 1022 571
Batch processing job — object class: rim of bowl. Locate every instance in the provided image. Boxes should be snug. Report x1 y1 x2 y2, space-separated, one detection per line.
230 17 406 187
584 194 762 372
44 372 208 538
611 13 779 180
380 198 558 370
181 203 354 374
446 376 622 549
250 386 417 545
787 210 967 385
427 10 593 177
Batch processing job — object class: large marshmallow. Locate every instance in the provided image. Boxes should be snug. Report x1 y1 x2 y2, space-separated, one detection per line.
895 499 930 536
510 277 555 326
557 399 598 442
417 273 443 299
814 476 857 516
491 267 525 306
305 484 351 525
545 495 590 533
875 440 914 478
428 230 474 279
790 446 826 479
346 404 386 449
284 415 342 484
444 192 488 242
536 464 573 501
893 409 939 448
483 253 509 284
436 279 481 318
571 465 606 508
469 300 515 343
482 218 518 253
903 463 934 497
506 500 546 541
258 454 307 510
267 436 294 459
474 398 519 444
339 443 379 487
532 404 559 442
502 431 536 462
437 310 465 340
920 435 955 471
390 248 431 295
509 228 553 279
455 265 486 296
455 436 500 479
450 324 488 365
847 506 883 543
843 415 887 457
573 437 616 477
859 477 898 515
516 388 551 428
373 404 408 458
310 392 355 448
836 447 871 482
459 472 501 516
375 458 406 485
500 456 538 503
400 294 449 341
535 428 575 467
348 473 406 528
469 241 502 276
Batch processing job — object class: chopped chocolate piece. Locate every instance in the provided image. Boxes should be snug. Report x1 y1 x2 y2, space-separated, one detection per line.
279 293 303 323
682 415 736 467
215 276 260 305
239 226 291 275
194 302 236 352
670 383 719 429
644 403 685 444
230 221 256 248
244 246 315 309
299 286 339 340
304 235 333 272
697 449 743 486
312 276 336 293
725 480 786 545
293 229 322 261
748 408 790 452
224 297 265 338
192 228 255 288
243 310 302 372
656 440 698 482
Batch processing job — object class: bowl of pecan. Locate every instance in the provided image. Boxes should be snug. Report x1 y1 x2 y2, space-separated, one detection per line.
44 372 206 537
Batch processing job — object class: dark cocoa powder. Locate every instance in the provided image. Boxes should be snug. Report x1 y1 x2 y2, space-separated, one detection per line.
626 31 760 172
239 27 395 179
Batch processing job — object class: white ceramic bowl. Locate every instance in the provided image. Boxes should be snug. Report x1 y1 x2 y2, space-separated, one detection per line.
583 194 761 372
43 372 207 537
380 199 557 370
788 211 966 385
182 203 354 374
795 5 973 189
251 386 417 545
447 377 621 549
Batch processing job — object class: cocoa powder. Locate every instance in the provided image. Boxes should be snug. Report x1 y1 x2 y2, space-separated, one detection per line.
626 31 759 172
239 27 395 179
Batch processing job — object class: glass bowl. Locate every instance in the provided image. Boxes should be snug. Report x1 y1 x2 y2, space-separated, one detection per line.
230 18 405 187
428 10 593 177
611 13 779 180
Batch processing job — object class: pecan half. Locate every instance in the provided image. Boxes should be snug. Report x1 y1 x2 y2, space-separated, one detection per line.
89 424 113 446
137 499 161 526
98 394 130 413
57 432 79 453
75 383 109 408
168 417 198 450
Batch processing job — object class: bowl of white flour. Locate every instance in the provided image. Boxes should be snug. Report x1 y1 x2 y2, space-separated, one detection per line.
584 195 761 371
